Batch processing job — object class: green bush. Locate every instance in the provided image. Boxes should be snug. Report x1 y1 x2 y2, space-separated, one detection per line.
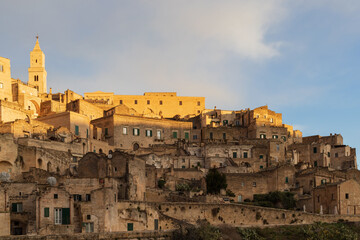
206 168 227 194
157 179 166 189
237 228 264 240
173 224 221 240
252 191 296 210
176 183 191 192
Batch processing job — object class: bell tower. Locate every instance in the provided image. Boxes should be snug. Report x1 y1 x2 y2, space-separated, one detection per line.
28 36 47 94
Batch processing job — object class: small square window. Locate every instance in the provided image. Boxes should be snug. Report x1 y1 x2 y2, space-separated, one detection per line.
197 101 200 106
313 147 317 154
172 131 178 139
120 100 123 104
253 182 256 187
147 100 150 105
346 193 349 199
0 82 3 89
87 215 91 220
134 100 138 104
123 127 128 135
160 100 163 105
54 194 58 199
179 101 182 105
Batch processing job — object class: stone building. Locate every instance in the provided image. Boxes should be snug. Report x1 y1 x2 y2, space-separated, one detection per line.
85 91 205 119
91 113 192 151
312 179 360 215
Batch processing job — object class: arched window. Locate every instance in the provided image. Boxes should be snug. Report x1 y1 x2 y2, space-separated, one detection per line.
38 159 43 168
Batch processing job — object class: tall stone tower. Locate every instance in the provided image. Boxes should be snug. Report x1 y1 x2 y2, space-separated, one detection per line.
28 36 47 94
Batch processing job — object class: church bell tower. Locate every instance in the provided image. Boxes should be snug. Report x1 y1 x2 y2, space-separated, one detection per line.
28 36 47 94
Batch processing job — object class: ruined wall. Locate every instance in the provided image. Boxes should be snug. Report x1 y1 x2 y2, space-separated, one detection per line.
157 202 360 227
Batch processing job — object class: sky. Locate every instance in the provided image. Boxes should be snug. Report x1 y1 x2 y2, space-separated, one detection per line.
1 0 359 162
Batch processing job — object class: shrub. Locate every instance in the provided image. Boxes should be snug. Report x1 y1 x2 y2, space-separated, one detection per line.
158 179 166 189
206 168 227 194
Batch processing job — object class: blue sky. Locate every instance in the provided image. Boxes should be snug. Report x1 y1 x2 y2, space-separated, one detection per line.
1 0 359 161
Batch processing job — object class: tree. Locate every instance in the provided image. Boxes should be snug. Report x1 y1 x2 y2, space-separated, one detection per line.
206 168 227 194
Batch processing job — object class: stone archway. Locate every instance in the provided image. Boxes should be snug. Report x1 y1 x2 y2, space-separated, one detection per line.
29 100 40 115
133 143 140 151
0 161 12 173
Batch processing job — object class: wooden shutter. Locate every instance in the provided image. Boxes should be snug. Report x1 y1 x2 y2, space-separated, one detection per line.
62 208 70 225
44 207 49 217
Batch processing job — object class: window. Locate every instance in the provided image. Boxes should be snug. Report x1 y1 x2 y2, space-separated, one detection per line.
172 131 178 139
243 152 248 158
256 115 259 119
133 128 140 136
321 179 326 185
72 156 77 162
127 223 134 231
260 134 266 139
317 196 320 203
134 100 138 104
233 152 237 158
314 161 318 167
146 129 153 137
223 133 226 140
75 125 79 136
313 147 317 154
332 194 335 200
147 100 150 104
335 153 339 158
193 135 198 140
235 120 240 126
253 182 256 187
157 130 161 139
346 193 349 199
272 135 278 139
285 177 289 183
105 128 108 136
259 155 264 159
44 207 49 217
55 208 62 225
86 129 89 138
154 219 159 230
54 194 58 199
73 194 82 201
209 132 213 140
11 203 23 213
86 194 91 202
184 132 189 140
123 127 128 135
85 223 94 233
160 100 163 105
120 100 123 104
276 144 280 151
281 136 286 142
260 165 263 169
87 215 91 220
182 166 185 169
179 101 182 106
0 64 3 72
223 120 228 126
0 82 3 89
270 118 274 123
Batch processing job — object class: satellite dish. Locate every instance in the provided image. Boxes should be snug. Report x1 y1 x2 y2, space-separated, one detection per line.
47 177 57 186
0 172 10 182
